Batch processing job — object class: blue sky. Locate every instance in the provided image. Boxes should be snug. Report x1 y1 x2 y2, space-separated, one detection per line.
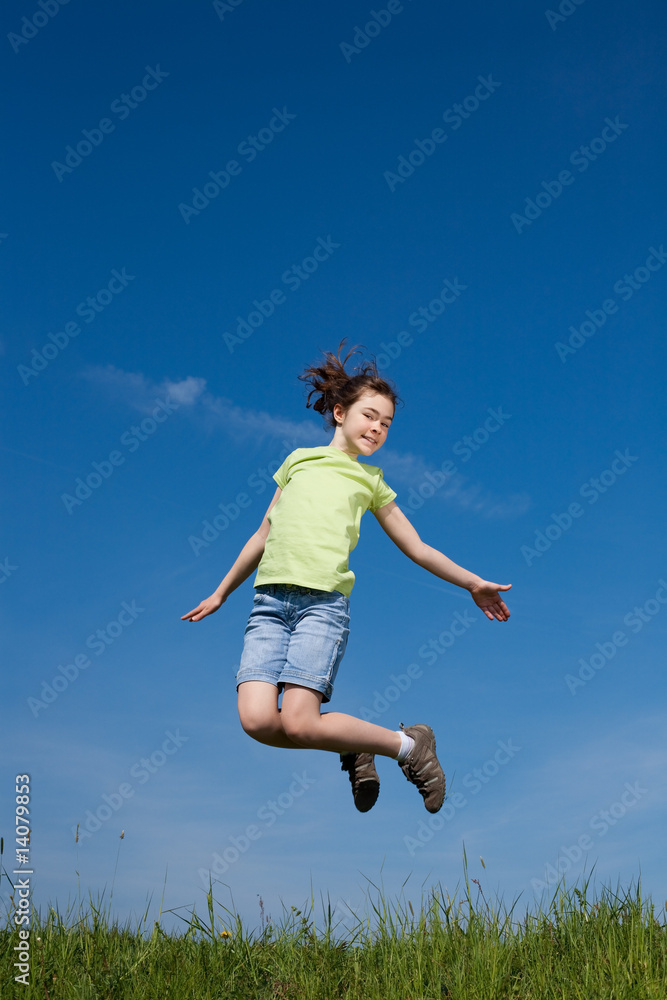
2 0 666 933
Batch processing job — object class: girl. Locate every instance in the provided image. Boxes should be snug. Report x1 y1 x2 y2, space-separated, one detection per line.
182 341 511 815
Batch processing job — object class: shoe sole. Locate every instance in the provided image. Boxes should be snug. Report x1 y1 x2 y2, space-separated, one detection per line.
341 753 380 813
354 778 380 813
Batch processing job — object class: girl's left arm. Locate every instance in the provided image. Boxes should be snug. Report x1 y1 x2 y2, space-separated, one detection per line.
373 501 511 621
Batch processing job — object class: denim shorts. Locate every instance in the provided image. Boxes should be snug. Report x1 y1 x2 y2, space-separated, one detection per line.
235 584 350 703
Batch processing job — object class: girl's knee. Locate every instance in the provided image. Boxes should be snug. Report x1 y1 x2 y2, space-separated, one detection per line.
238 707 279 742
280 686 323 745
237 682 281 741
280 711 316 746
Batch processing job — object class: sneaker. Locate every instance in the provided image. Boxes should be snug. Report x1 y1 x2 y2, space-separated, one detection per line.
340 753 380 812
398 724 446 813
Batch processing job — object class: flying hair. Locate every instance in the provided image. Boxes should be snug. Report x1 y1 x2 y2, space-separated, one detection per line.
298 339 402 430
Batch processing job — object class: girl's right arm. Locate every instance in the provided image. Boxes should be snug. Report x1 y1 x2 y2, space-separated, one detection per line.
181 486 282 622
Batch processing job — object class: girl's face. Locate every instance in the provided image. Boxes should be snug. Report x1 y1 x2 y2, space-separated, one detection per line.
332 392 394 458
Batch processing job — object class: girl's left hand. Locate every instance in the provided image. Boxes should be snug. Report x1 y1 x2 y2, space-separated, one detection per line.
470 581 512 621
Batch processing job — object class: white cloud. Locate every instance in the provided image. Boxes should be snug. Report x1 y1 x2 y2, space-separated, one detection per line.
80 364 206 414
166 376 208 406
201 391 328 445
81 365 529 518
380 447 531 518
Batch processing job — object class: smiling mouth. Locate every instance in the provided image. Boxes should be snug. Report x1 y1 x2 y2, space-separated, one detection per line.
362 436 376 445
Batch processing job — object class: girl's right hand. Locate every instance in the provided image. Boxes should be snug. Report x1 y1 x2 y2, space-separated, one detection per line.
181 594 225 622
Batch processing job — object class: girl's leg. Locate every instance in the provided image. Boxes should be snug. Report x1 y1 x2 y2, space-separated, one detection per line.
280 683 402 757
237 680 304 749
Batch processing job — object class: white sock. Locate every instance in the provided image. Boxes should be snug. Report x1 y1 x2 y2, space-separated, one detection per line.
395 730 415 763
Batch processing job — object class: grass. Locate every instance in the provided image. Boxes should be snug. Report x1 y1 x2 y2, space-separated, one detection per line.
1 856 666 999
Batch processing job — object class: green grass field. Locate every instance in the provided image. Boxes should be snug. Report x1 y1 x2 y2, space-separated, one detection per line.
2 859 666 999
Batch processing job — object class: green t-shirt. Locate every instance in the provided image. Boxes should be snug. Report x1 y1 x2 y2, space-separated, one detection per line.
254 446 397 597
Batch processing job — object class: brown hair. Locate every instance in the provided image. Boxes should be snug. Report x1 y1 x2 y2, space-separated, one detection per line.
298 339 402 430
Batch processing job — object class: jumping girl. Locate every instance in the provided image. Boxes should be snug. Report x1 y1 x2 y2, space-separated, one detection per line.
182 342 511 814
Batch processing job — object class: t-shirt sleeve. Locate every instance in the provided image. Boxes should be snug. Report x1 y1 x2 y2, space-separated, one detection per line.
272 451 294 490
369 470 397 512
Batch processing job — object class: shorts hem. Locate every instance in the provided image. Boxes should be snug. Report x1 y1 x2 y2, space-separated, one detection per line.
277 670 333 703
236 671 279 688
236 670 332 703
